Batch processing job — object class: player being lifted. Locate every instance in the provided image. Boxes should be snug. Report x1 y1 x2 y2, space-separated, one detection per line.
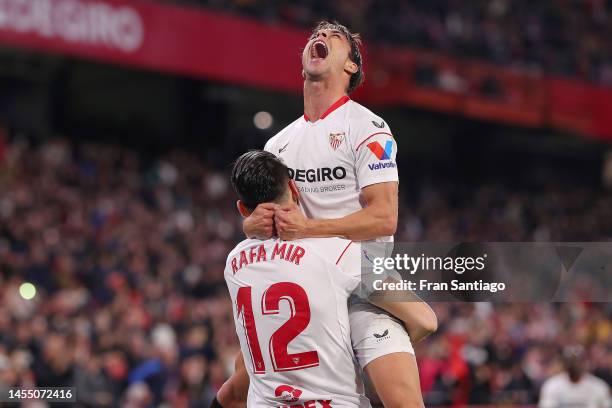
216 21 437 408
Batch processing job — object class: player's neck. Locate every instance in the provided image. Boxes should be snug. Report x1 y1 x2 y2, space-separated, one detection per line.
303 78 347 122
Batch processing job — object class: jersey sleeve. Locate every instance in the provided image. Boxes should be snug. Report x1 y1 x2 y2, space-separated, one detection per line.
313 239 361 294
352 116 399 189
335 241 361 282
329 262 360 295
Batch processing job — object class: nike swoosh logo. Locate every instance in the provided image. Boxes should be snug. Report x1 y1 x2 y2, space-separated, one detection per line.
372 120 385 128
278 142 289 154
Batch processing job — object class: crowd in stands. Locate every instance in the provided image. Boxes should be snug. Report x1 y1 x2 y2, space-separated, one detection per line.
0 136 610 406
194 0 612 85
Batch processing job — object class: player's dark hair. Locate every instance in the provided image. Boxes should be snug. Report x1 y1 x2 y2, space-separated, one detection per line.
231 150 289 210
310 20 364 94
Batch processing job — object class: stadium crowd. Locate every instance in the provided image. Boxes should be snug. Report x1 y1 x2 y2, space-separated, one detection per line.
194 0 612 85
0 136 610 406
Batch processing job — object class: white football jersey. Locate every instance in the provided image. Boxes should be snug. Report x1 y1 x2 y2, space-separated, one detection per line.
264 96 398 242
539 372 610 408
224 237 371 408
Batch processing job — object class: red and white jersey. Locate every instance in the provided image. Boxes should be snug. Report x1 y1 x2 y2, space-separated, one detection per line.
264 96 398 242
224 237 370 408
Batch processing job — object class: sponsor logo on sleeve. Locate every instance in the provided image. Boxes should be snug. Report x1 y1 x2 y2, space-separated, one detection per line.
367 140 393 160
366 140 396 170
368 162 396 170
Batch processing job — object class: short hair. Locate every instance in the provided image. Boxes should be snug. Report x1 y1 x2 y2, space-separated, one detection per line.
231 150 289 210
309 20 364 94
562 345 585 363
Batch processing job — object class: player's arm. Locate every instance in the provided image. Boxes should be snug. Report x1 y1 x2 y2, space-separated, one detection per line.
276 118 399 241
275 181 397 241
242 203 278 239
215 353 249 408
244 178 396 241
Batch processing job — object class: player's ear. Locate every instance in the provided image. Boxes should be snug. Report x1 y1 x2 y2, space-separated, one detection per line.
237 200 251 218
344 59 358 74
288 180 300 205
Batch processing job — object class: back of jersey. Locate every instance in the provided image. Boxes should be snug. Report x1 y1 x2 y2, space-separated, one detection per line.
224 237 369 408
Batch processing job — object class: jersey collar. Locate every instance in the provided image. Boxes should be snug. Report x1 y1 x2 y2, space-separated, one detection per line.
303 95 350 123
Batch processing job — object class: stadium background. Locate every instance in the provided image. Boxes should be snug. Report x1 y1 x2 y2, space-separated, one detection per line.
0 0 610 406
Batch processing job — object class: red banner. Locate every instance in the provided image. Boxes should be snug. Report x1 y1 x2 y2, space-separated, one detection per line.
1 0 611 140
0 0 306 91
548 79 612 141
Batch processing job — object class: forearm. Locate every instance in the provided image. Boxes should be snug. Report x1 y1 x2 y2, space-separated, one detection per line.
305 205 396 241
217 353 249 408
217 377 248 408
243 217 258 239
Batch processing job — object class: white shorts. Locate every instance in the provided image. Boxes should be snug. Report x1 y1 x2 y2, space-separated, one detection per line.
348 301 415 369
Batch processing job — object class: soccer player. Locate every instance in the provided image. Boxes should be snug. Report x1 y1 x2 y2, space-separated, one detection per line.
223 150 377 407
539 345 610 408
216 151 436 408
240 21 434 407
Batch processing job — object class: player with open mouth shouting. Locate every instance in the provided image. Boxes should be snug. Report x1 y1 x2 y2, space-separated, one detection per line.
216 21 437 408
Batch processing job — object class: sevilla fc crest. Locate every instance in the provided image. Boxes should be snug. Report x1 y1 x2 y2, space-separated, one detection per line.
329 132 345 150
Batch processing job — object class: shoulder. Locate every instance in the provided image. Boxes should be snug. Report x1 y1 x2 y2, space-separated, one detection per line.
226 239 259 265
298 237 355 266
347 100 382 120
264 117 303 151
585 374 610 392
346 101 393 144
541 373 566 390
347 101 389 130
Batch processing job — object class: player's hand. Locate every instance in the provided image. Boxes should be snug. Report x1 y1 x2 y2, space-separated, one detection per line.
243 203 278 239
275 203 310 241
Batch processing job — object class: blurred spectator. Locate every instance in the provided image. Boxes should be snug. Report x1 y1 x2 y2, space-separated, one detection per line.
538 345 610 408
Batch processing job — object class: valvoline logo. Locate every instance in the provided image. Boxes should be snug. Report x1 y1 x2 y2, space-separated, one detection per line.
275 385 303 403
367 140 393 160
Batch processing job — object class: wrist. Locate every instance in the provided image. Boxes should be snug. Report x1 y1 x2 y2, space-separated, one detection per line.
242 218 253 238
303 218 316 238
